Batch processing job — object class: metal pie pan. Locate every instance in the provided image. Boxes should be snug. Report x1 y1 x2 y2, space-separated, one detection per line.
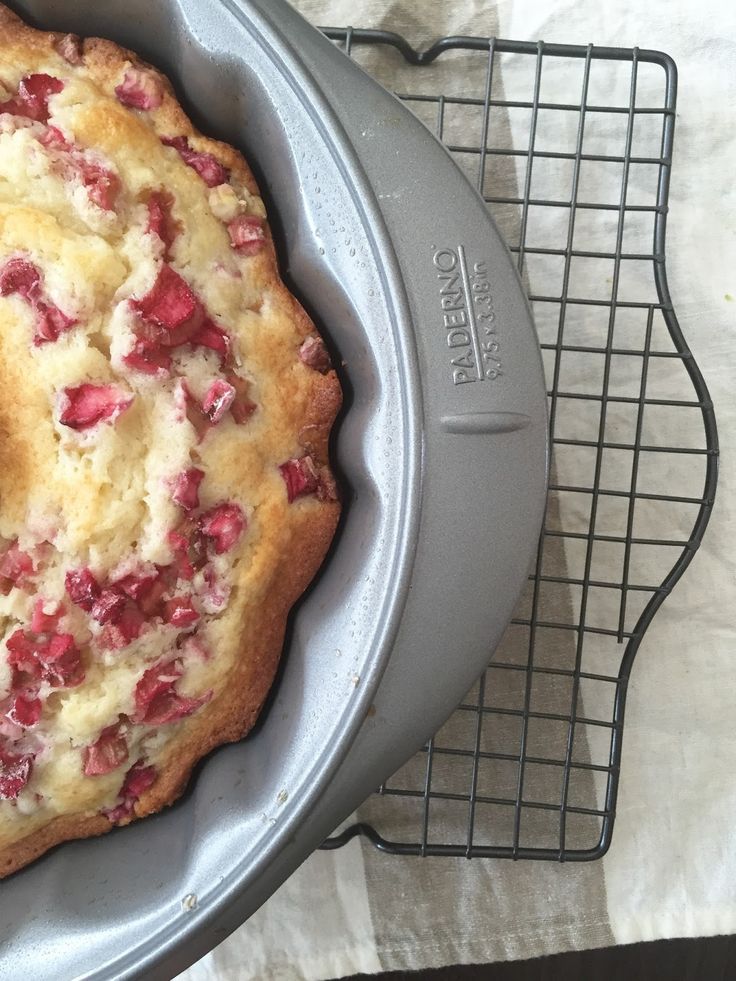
2 1 547 978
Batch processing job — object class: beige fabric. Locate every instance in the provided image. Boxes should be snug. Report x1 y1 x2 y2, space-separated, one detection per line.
182 0 736 977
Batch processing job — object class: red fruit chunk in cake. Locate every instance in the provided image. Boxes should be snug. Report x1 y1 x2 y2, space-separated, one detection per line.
202 379 235 424
90 588 127 625
5 693 42 728
83 722 129 776
190 319 231 360
115 68 164 111
78 159 120 212
0 73 63 123
65 567 100 611
104 759 157 823
0 540 34 594
198 503 246 554
0 749 33 800
0 256 40 299
6 629 84 688
58 383 133 430
171 468 205 511
30 598 63 633
279 456 319 503
98 603 146 650
113 568 158 602
161 135 229 187
227 215 265 256
131 264 198 330
299 335 332 373
162 595 199 628
0 257 77 345
122 336 172 376
146 191 179 257
224 370 256 423
133 658 211 726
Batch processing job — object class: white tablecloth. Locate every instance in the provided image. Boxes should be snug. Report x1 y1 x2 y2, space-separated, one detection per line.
183 1 736 977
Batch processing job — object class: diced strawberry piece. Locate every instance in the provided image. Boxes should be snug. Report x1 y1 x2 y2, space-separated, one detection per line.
80 160 120 211
135 573 169 618
104 759 157 823
65 567 100 611
7 629 84 688
132 264 199 331
161 135 229 187
56 33 83 65
190 318 231 360
224 370 256 424
115 68 164 111
31 598 63 634
0 540 35 593
34 119 119 212
113 569 158 602
133 658 212 726
146 190 179 257
134 659 184 710
83 722 129 776
91 588 126 625
202 380 235 424
171 468 205 512
227 214 266 256
279 456 319 503
142 688 211 726
42 634 84 688
299 335 332 373
122 336 172 376
162 595 199 628
5 693 42 728
160 308 207 347
39 125 72 151
133 658 182 722
167 530 194 581
5 630 37 677
0 257 77 345
176 383 211 443
99 602 146 650
0 748 33 800
58 383 133 430
122 759 157 798
168 523 208 582
198 502 246 554
118 604 146 640
19 74 64 122
0 257 41 299
34 302 77 345
0 74 64 123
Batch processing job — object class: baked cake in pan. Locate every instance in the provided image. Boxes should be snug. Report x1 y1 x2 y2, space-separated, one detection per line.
0 3 341 877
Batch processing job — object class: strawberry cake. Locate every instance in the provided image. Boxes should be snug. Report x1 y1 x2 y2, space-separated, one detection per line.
0 5 341 877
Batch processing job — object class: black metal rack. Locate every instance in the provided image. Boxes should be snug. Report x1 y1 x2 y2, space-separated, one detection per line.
320 30 718 860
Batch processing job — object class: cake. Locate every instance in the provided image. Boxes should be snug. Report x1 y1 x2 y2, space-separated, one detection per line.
0 4 341 877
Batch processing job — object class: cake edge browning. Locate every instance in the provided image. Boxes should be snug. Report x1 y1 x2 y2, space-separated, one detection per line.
0 5 342 877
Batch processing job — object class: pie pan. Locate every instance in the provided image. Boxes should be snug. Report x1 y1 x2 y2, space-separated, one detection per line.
2 1 547 977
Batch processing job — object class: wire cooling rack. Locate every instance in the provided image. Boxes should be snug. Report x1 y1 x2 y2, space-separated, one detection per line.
320 31 719 860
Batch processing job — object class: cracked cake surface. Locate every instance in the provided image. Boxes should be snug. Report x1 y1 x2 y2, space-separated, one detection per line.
0 3 341 877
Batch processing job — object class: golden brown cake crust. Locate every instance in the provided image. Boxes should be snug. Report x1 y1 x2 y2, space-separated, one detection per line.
0 4 341 878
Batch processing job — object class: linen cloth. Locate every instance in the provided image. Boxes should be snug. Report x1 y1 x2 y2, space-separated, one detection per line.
182 0 736 977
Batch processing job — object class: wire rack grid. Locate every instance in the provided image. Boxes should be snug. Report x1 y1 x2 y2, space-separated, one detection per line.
319 30 718 860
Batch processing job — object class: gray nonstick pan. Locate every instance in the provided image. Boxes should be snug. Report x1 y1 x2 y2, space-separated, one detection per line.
1 1 548 978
